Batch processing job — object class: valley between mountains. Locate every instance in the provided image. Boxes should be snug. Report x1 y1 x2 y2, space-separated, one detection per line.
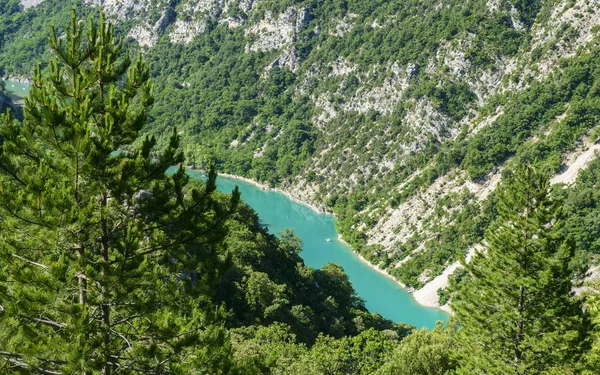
2 0 600 311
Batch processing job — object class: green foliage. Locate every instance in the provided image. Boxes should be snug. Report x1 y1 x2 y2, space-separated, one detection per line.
437 267 466 306
120 0 538 192
560 156 600 257
231 323 404 375
363 41 600 288
452 165 591 374
0 11 240 374
459 46 600 180
376 321 457 375
512 0 542 27
278 328 401 375
138 24 317 185
5 0 592 292
217 204 411 344
581 280 600 374
0 78 8 113
2 2 600 373
231 323 308 374
0 0 92 75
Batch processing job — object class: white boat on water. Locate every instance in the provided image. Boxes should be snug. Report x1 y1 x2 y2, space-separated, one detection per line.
326 238 331 242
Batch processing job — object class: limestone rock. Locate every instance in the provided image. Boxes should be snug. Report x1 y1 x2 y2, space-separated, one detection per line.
245 7 310 52
170 20 207 44
19 0 45 9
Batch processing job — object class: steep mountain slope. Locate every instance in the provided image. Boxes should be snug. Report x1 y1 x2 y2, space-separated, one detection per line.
2 0 600 306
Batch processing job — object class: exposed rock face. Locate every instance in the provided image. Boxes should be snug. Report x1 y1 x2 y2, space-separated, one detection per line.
168 0 228 44
2 75 32 84
551 139 600 185
185 0 223 15
83 0 165 21
19 0 45 9
219 16 244 29
526 0 600 79
311 61 421 133
415 136 600 311
82 0 310 70
486 0 501 13
329 57 356 76
127 25 158 48
127 10 174 47
83 0 175 47
245 7 310 52
330 13 357 37
342 62 412 116
170 20 207 44
238 0 255 13
267 47 301 73
86 0 258 46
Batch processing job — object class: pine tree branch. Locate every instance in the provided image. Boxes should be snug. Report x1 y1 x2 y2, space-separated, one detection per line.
36 357 68 365
0 163 26 186
2 203 49 228
12 253 48 269
30 316 67 329
5 358 62 375
133 200 237 261
0 351 65 374
110 314 143 328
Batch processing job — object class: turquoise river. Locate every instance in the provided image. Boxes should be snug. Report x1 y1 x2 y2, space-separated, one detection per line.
3 79 30 102
6 79 448 328
186 169 449 328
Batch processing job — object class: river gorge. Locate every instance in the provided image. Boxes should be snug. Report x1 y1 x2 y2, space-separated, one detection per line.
186 168 449 328
6 79 448 328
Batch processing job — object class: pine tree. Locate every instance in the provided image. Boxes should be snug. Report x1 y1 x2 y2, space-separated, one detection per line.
451 164 591 374
582 280 600 373
0 10 240 374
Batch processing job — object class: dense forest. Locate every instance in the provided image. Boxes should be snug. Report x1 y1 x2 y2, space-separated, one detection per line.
1 0 600 373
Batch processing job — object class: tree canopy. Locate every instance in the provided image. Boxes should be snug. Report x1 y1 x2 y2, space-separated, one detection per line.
452 165 591 374
0 10 240 374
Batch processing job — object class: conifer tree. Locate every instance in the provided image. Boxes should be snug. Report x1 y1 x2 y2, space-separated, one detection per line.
451 165 591 374
0 10 239 374
582 281 600 373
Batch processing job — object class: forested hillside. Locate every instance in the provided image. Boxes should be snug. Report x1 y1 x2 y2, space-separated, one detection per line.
1 6 599 374
2 0 600 319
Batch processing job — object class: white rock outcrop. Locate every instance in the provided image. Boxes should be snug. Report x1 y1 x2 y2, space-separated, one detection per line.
20 0 45 9
245 7 310 52
169 20 207 44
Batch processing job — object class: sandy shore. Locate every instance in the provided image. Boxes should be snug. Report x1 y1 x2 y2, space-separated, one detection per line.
215 172 327 214
354 250 410 290
412 262 461 314
335 233 410 290
188 166 446 312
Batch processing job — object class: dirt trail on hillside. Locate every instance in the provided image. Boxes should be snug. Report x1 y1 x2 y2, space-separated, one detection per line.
551 143 600 185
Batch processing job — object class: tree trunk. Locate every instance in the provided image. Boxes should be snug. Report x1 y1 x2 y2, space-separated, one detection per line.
101 194 111 375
